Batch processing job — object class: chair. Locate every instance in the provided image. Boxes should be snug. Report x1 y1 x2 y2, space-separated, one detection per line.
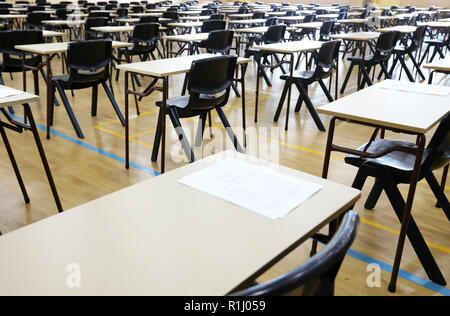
319 21 334 41
210 14 224 20
84 17 109 40
25 12 51 29
139 16 159 23
116 8 128 19
50 40 125 139
88 11 110 18
252 11 265 19
151 55 243 163
419 28 450 66
275 40 341 131
131 6 144 13
231 210 359 296
265 17 276 27
87 5 100 12
388 26 427 82
0 30 50 113
244 24 287 87
344 114 450 285
341 31 399 94
293 14 316 40
196 19 226 51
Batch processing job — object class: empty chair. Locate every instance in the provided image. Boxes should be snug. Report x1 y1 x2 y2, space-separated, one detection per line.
344 114 450 286
130 6 144 13
84 17 109 40
139 15 159 23
389 25 427 82
88 11 110 18
231 210 359 296
25 12 51 29
200 9 212 16
0 30 49 105
276 40 341 131
116 8 128 19
210 14 224 20
341 31 399 93
161 11 178 24
200 19 226 32
252 11 265 19
319 21 334 41
50 40 125 139
265 17 276 26
151 56 244 163
293 14 316 40
419 29 450 65
87 5 100 12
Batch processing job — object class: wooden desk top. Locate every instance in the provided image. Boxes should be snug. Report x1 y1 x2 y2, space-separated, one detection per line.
378 25 417 33
15 41 132 55
179 15 210 21
330 31 380 41
42 30 65 37
116 53 250 77
0 14 26 19
417 21 450 28
168 22 202 28
292 22 323 29
0 151 360 295
423 57 450 72
91 26 134 33
336 18 367 24
0 86 38 109
252 40 324 54
276 16 305 21
317 80 450 134
42 19 84 26
228 18 267 24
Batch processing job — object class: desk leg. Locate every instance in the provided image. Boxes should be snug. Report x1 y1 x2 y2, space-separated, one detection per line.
254 52 261 123
388 134 433 292
241 64 246 147
284 53 294 131
45 54 52 139
23 103 63 213
322 117 336 180
125 71 130 169
161 77 168 174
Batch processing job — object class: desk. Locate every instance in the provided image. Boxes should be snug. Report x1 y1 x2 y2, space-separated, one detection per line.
378 25 417 33
14 41 133 140
0 147 361 293
424 57 450 84
317 80 450 292
0 151 360 295
116 54 250 174
251 40 324 131
0 86 62 213
228 18 267 27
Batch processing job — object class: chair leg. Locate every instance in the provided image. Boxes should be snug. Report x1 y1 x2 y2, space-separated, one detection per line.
216 107 244 154
364 179 384 210
102 82 125 127
33 70 39 95
91 84 98 117
273 79 290 122
295 81 326 131
54 82 84 138
425 171 450 222
151 109 163 162
340 61 355 94
318 79 334 103
418 45 430 66
398 55 415 82
388 55 399 76
231 81 241 97
168 108 195 163
408 52 426 80
195 112 207 147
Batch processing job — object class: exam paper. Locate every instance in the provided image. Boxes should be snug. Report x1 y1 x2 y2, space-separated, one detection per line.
0 86 24 100
178 159 324 220
379 80 450 96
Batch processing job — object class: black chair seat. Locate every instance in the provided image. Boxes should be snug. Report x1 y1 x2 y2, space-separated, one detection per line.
345 139 430 183
280 70 315 81
156 94 219 117
51 71 108 90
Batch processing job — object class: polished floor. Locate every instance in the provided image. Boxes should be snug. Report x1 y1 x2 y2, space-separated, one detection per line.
0 33 448 296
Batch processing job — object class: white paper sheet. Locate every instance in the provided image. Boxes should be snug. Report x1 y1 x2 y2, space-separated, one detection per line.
379 80 450 96
0 86 24 100
178 159 324 220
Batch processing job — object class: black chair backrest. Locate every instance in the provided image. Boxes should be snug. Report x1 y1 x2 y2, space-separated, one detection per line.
210 14 224 20
263 24 286 44
89 11 110 18
55 8 68 20
146 3 156 9
162 11 178 21
187 55 237 110
303 14 315 23
201 19 226 33
120 3 129 8
139 15 159 23
338 12 347 20
131 6 144 13
311 40 341 79
85 17 109 39
316 9 326 15
200 9 212 16
0 8 8 15
284 10 296 16
230 210 359 296
252 11 265 19
205 29 234 54
424 113 450 172
116 8 128 18
131 22 160 43
67 39 112 83
373 31 399 61
320 21 334 37
0 29 43 55
237 7 248 14
265 17 276 26
26 12 51 27
0 3 12 8
409 25 427 50
87 6 100 12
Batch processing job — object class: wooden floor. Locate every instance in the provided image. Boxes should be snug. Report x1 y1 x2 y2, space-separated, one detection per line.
0 34 448 296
